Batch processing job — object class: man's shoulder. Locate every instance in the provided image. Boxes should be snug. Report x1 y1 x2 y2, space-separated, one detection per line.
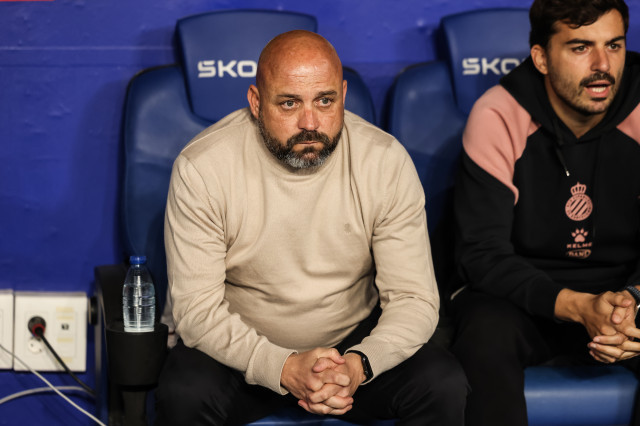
342 111 417 193
467 85 535 137
343 110 406 159
472 85 522 114
180 108 254 161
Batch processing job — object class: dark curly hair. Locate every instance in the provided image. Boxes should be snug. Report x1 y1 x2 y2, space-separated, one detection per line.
529 0 629 48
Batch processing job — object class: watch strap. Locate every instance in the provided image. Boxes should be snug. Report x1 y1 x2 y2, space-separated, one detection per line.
624 285 640 308
348 350 373 383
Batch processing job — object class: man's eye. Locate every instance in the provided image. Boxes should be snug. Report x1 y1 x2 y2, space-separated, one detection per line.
573 45 587 53
283 100 296 108
318 97 332 106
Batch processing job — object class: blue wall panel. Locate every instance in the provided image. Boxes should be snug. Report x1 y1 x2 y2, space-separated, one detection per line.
1 0 639 424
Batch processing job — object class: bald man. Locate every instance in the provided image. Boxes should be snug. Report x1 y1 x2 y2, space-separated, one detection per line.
155 31 468 425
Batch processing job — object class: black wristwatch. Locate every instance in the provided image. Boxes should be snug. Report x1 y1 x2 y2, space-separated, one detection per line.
624 285 640 311
348 350 373 383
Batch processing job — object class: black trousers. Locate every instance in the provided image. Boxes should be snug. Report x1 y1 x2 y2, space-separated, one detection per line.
450 289 640 426
154 307 469 426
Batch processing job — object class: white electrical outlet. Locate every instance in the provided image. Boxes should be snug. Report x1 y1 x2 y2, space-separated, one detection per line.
13 291 87 372
0 290 14 369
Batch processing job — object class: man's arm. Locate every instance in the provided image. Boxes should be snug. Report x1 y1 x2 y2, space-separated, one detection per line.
454 89 566 319
298 142 438 411
345 141 440 379
165 155 296 394
455 151 566 318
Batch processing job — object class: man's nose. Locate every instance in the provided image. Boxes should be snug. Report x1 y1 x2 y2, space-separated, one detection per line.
591 47 611 74
298 106 319 131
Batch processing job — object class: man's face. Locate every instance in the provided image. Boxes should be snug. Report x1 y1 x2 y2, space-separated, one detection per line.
534 10 626 126
249 51 347 169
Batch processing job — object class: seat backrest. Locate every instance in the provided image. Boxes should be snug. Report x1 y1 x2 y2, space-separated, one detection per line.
386 8 530 301
121 10 375 307
177 10 375 124
177 10 317 123
441 8 531 115
387 61 466 234
343 66 376 123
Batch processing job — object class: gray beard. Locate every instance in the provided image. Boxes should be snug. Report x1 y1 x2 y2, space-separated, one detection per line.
257 111 342 169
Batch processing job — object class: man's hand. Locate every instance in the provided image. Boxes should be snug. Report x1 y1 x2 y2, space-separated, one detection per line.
555 289 640 363
610 289 637 327
555 289 631 340
280 348 353 415
589 289 640 363
590 325 640 363
299 352 366 414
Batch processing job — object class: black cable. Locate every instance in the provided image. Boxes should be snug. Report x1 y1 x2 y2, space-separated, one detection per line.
28 316 96 398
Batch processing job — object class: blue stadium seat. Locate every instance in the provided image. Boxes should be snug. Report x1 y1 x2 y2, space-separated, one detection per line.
386 8 639 425
254 410 392 426
94 9 376 425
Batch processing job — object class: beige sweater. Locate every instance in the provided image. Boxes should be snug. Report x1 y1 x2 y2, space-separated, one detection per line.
165 108 439 394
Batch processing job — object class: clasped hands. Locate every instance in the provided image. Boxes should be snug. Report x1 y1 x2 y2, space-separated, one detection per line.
280 348 366 416
582 290 640 363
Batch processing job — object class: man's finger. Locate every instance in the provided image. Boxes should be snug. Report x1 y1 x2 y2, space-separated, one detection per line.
317 348 345 365
593 332 626 345
321 394 354 410
624 326 640 341
619 351 640 361
319 369 351 387
299 399 352 416
611 304 630 324
589 349 616 364
312 357 338 373
617 339 640 355
307 383 344 404
589 342 623 360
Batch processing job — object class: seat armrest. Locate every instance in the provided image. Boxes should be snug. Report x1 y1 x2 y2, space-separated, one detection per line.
94 264 168 426
95 263 168 386
106 323 168 386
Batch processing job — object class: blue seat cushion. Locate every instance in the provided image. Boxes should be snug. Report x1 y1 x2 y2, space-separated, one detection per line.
525 365 638 426
251 406 394 425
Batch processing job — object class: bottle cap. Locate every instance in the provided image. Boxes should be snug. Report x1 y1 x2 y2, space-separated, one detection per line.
129 255 147 265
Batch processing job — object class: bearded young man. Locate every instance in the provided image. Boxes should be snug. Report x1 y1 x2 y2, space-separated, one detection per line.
154 30 467 426
450 0 640 424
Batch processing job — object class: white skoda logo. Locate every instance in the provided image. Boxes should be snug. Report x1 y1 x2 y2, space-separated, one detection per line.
462 57 522 76
197 60 257 78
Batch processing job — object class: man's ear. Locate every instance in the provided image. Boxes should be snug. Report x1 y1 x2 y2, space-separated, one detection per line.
531 44 549 75
247 84 260 119
342 79 348 105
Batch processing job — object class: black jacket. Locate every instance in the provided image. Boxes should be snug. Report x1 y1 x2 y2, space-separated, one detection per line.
454 52 640 319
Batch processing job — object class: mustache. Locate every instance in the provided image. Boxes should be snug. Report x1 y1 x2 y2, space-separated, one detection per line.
286 130 332 147
580 72 616 86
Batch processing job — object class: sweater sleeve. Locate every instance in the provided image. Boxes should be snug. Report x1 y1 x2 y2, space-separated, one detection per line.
454 91 564 319
164 155 295 395
347 142 440 379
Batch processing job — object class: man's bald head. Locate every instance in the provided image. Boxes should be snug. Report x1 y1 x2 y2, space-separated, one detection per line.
256 30 343 93
247 30 347 169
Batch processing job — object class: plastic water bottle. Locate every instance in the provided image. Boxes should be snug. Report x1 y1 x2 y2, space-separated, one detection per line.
122 255 156 332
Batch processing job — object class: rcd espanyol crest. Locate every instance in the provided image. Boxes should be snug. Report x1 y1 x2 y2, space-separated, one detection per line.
564 182 593 222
